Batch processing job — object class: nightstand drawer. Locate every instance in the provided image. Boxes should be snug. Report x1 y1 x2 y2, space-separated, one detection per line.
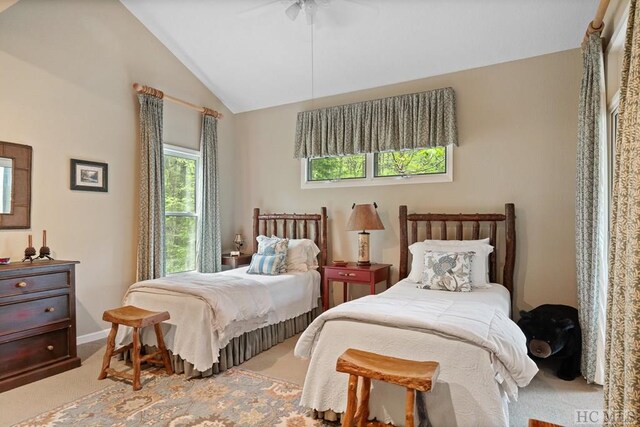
221 253 253 269
325 268 371 282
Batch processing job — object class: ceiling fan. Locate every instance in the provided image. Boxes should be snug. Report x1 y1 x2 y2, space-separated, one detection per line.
239 0 372 25
284 0 326 24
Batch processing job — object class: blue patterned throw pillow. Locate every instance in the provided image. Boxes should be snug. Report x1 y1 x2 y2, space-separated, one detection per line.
247 254 286 275
256 235 289 273
418 250 474 292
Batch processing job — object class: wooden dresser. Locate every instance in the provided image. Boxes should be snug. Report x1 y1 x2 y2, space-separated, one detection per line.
0 260 81 392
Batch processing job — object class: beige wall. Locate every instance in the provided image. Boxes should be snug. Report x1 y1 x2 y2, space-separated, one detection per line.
235 49 582 313
0 0 237 336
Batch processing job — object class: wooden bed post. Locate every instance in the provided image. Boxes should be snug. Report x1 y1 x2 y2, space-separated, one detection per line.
503 203 516 298
320 207 328 269
252 208 260 254
399 205 408 281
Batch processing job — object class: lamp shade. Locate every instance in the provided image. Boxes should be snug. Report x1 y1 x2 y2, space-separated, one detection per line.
346 204 385 231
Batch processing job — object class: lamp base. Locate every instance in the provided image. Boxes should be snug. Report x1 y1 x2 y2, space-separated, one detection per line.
357 231 371 266
356 260 371 267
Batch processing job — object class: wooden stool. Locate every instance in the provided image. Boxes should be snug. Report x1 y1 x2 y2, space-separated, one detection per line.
98 305 173 391
336 348 439 427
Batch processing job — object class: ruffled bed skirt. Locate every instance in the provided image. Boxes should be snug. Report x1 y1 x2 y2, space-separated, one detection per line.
312 409 341 422
124 306 321 378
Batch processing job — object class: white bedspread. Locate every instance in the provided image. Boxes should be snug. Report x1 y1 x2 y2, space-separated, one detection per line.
125 272 272 338
118 268 320 372
295 279 537 426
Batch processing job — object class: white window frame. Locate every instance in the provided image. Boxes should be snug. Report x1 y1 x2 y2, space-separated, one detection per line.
608 90 619 204
300 145 453 189
163 143 202 274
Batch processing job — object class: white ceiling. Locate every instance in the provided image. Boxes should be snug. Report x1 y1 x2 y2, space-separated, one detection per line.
121 0 597 113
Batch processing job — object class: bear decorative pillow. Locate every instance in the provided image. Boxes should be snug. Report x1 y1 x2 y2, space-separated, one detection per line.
418 250 474 292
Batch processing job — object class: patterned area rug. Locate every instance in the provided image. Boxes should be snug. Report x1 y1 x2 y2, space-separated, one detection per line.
14 368 332 426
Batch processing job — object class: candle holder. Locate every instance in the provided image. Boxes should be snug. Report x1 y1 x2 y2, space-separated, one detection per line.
23 234 36 262
37 230 54 260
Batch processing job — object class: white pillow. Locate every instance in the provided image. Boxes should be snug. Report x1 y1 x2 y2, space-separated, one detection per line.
408 239 493 287
274 237 320 271
286 263 309 273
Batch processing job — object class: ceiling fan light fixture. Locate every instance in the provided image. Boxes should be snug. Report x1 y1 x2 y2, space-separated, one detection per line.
304 0 317 24
285 1 301 21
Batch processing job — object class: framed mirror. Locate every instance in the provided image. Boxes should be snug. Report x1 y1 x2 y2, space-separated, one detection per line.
0 141 32 229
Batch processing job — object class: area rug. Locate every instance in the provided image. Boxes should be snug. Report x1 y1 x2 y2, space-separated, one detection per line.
14 368 332 426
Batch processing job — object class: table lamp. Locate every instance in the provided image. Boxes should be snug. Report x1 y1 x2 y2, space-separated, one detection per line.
231 233 244 256
346 203 385 266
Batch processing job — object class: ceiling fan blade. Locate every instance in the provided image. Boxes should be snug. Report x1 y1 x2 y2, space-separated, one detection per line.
343 0 378 10
237 0 290 17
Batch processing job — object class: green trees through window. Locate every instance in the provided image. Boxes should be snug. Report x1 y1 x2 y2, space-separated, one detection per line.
164 152 198 274
307 148 446 182
308 154 366 181
375 147 446 177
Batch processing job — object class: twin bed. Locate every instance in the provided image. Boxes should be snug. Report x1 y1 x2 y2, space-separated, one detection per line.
118 204 535 426
117 208 327 376
295 204 537 426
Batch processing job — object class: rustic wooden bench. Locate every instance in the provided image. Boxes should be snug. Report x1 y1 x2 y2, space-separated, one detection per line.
336 348 440 427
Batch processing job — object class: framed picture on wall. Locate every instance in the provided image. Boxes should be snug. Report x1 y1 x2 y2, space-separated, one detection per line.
70 159 108 192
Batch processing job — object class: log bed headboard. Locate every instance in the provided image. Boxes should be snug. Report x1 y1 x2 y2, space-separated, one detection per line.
252 207 328 269
399 204 516 296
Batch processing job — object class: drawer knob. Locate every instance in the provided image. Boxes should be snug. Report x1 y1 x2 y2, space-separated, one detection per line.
45 307 56 313
338 272 356 277
16 281 27 288
46 345 54 351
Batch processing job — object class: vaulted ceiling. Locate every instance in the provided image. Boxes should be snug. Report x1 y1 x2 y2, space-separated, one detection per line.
121 0 597 113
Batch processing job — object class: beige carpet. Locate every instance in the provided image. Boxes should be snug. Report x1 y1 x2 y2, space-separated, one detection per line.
0 336 602 426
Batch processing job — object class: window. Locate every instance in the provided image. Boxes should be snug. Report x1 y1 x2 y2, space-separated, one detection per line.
301 146 452 188
374 147 446 177
164 145 200 274
608 91 620 220
308 154 366 181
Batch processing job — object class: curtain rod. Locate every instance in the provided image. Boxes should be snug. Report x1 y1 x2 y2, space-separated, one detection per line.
133 83 224 119
582 0 611 47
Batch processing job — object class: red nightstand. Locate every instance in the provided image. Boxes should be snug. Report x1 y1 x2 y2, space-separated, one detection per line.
322 263 392 311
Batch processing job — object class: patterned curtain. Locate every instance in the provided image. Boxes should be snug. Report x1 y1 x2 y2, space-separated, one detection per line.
294 87 457 158
136 94 165 281
197 114 221 273
576 31 606 384
605 0 640 421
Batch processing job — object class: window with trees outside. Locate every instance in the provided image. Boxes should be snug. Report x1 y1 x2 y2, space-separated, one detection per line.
302 146 452 188
164 145 200 274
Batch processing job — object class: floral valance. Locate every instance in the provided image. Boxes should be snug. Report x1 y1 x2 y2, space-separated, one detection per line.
294 87 458 159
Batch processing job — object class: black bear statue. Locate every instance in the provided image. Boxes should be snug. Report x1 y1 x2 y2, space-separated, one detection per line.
517 304 582 381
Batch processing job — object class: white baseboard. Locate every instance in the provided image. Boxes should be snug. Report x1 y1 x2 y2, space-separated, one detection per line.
77 328 110 346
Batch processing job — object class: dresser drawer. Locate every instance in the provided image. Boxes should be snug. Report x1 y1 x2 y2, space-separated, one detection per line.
325 268 371 282
0 294 70 336
0 271 69 298
0 328 70 379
